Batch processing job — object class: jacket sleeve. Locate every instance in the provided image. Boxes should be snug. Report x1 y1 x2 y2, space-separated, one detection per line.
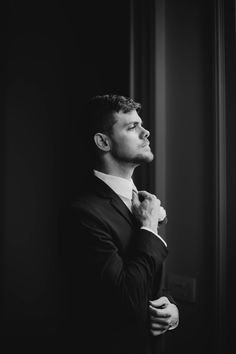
69 204 168 318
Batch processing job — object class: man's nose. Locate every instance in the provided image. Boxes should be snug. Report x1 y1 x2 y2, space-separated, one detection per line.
141 127 150 139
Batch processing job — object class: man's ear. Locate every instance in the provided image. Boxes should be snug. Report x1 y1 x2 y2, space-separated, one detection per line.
94 133 111 152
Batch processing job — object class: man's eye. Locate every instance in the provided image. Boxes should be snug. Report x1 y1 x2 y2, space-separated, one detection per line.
128 124 138 130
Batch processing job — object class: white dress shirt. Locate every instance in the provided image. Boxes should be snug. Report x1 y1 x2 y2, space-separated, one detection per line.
94 170 167 247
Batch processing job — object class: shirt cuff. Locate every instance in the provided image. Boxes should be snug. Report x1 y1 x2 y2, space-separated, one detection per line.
140 226 167 247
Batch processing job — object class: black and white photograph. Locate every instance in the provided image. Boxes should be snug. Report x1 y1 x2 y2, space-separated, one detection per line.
1 1 235 353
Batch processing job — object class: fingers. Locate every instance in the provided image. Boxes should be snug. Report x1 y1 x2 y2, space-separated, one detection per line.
150 315 169 325
150 317 170 327
149 299 179 336
150 328 168 336
150 315 170 336
149 303 173 336
138 190 153 197
132 190 166 233
149 305 171 319
150 320 170 336
137 191 162 214
138 190 159 202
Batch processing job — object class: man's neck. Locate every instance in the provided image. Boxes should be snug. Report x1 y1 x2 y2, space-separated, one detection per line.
95 162 137 180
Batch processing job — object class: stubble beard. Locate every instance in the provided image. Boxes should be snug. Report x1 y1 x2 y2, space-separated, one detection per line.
130 151 154 164
113 150 154 165
109 142 154 166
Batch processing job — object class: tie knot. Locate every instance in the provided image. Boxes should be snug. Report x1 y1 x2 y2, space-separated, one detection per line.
132 189 139 204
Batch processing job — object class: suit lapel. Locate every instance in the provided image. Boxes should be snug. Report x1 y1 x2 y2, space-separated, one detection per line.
89 172 138 228
110 195 138 228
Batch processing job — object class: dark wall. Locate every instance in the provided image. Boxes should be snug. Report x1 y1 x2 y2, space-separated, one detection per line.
1 0 130 346
225 0 236 349
164 1 216 353
163 1 235 353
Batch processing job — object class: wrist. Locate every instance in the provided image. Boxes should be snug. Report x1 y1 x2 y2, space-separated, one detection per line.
142 221 158 233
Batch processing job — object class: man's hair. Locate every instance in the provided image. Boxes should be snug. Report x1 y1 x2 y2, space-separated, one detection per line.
85 94 141 136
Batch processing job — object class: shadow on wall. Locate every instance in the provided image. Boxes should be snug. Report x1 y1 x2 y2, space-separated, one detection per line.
2 0 130 343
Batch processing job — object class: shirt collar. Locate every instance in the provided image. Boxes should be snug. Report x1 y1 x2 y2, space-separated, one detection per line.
93 170 137 200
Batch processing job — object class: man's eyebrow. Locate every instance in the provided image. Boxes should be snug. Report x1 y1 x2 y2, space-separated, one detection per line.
125 120 143 126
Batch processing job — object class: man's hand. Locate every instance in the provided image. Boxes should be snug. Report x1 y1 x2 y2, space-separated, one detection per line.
149 296 179 336
132 191 165 233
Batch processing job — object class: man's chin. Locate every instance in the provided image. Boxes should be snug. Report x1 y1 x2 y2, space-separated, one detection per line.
131 152 154 164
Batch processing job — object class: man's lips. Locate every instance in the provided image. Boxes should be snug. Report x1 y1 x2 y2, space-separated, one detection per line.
141 141 150 148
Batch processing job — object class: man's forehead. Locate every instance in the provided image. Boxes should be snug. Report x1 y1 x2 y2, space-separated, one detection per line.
113 110 142 125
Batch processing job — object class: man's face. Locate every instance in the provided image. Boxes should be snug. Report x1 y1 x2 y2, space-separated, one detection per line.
107 110 154 164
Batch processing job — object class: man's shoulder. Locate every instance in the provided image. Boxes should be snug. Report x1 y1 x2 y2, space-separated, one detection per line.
72 172 116 203
70 175 111 211
72 190 103 209
69 185 114 230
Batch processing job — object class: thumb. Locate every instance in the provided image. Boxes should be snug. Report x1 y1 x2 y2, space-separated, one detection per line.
149 296 170 308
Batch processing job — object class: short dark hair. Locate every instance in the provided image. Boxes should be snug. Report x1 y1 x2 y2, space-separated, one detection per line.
82 94 141 164
85 94 141 135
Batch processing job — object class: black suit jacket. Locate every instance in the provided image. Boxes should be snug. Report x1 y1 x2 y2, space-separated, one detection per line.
63 173 169 354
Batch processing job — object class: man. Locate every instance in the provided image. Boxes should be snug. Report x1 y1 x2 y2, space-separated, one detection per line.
65 94 179 354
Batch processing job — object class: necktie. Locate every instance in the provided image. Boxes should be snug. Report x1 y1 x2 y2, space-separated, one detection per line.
131 189 140 212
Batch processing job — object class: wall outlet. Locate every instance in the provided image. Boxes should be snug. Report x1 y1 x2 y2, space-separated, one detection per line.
167 274 197 303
